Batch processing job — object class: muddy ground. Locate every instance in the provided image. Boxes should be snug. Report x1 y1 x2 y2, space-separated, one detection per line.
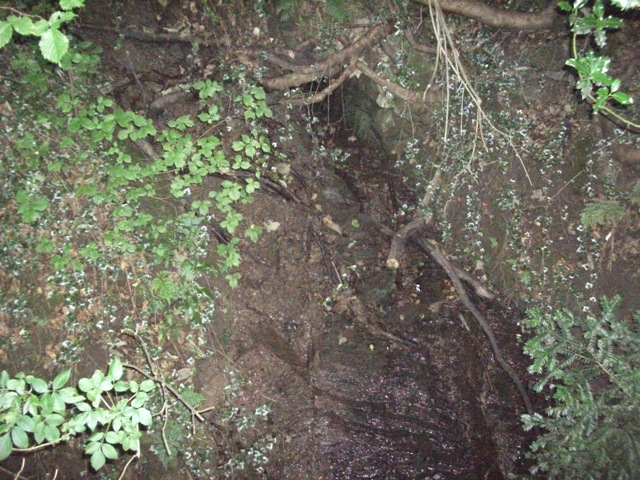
2 1 640 479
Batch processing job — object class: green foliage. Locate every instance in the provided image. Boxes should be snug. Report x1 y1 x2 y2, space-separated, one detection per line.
580 199 626 228
14 189 49 223
274 0 303 20
523 297 640 479
0 0 85 64
630 180 640 205
274 0 350 22
560 0 638 125
0 20 277 472
0 358 154 471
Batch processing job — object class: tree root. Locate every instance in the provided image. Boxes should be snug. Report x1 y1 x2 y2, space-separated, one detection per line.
262 23 389 91
375 215 533 414
413 0 560 31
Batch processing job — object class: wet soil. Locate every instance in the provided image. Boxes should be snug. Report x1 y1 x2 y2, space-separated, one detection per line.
200 121 535 478
1 2 569 479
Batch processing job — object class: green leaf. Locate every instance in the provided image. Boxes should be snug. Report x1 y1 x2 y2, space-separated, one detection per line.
102 443 119 460
39 28 69 64
34 422 46 444
105 431 124 444
52 369 71 390
45 413 65 427
137 407 153 427
0 21 13 49
592 71 613 86
60 0 85 10
29 377 48 394
78 377 94 392
11 426 28 449
108 357 124 382
611 91 633 105
16 415 35 433
44 424 60 443
558 1 572 11
10 17 34 36
131 392 149 408
91 449 106 470
611 0 640 9
31 20 49 36
0 434 12 462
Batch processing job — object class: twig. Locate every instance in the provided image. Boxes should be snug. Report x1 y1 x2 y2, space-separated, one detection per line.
310 225 342 285
386 213 428 268
122 362 205 423
15 459 26 480
117 452 139 480
73 24 202 44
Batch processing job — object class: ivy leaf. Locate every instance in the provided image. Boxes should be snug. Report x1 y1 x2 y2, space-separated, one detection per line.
39 28 69 64
0 21 14 49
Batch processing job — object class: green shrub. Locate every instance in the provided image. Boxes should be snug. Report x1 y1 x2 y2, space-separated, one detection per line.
523 297 640 479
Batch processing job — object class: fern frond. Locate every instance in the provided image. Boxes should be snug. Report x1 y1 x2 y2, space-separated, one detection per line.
580 199 626 228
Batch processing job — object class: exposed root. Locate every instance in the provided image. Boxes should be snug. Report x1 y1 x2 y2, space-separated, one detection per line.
375 215 532 414
413 0 560 31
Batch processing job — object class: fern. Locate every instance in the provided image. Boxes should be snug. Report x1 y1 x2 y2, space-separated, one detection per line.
523 297 640 479
326 0 349 22
630 180 640 205
275 0 303 21
580 199 626 228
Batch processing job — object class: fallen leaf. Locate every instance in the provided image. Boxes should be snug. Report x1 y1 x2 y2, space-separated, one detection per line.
264 220 280 232
322 215 343 235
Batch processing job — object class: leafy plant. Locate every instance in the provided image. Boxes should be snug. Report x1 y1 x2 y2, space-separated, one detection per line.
0 0 85 64
523 297 640 479
14 189 49 223
0 358 154 472
580 198 626 228
559 0 638 126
